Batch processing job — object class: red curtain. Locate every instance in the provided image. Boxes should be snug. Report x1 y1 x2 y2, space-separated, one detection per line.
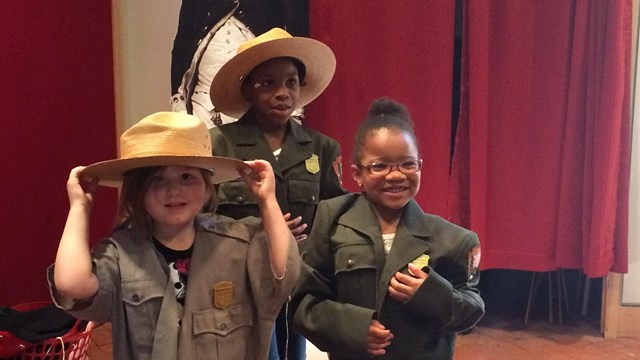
306 1 456 215
0 1 117 305
448 0 631 277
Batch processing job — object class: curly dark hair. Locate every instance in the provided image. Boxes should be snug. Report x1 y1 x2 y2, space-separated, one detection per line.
352 97 418 164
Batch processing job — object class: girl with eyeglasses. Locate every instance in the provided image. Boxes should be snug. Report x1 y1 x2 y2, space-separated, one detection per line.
291 98 485 360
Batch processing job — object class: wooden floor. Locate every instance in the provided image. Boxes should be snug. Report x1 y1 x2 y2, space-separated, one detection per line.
454 314 640 360
86 313 640 360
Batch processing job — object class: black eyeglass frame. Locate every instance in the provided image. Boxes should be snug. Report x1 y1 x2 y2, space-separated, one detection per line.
358 159 423 176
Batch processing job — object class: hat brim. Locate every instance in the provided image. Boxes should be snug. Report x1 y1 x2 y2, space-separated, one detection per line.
80 156 249 187
210 37 336 118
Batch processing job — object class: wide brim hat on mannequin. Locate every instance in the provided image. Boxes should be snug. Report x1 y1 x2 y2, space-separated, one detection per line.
81 112 249 187
209 27 336 119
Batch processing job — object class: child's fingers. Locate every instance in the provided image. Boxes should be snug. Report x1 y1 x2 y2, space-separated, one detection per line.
367 320 393 355
80 177 99 194
407 263 429 279
368 320 393 340
387 277 411 303
284 214 307 240
287 216 307 234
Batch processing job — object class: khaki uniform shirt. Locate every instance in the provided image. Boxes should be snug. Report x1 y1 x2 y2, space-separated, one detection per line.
48 213 299 360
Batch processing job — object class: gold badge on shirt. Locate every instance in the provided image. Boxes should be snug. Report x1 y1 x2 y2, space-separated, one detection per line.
213 281 233 309
305 154 320 174
409 254 430 276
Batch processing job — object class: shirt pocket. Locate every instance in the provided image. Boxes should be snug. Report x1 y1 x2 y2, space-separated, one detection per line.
192 303 254 359
121 279 164 352
217 181 256 206
333 243 377 308
287 179 320 205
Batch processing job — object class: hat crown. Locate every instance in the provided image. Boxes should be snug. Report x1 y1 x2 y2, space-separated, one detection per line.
209 27 336 118
237 27 292 55
120 112 212 160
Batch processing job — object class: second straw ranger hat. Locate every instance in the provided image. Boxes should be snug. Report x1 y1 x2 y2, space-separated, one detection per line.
81 112 249 187
209 27 336 119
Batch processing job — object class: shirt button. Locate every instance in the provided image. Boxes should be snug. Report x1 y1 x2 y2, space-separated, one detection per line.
237 196 244 203
310 195 316 202
219 322 227 331
347 259 354 268
132 294 140 302
237 10 245 18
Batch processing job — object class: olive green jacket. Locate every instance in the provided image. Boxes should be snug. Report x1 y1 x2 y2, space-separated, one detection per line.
210 113 346 245
292 194 485 360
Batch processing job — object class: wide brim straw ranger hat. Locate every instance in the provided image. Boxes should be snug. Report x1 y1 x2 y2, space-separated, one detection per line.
80 112 249 187
209 27 337 119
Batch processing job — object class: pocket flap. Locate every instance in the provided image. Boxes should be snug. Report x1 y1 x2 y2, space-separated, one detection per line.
121 279 164 306
217 181 256 206
334 243 377 274
193 303 253 336
287 179 319 204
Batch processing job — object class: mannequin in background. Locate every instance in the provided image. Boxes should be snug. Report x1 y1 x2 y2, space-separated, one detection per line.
170 0 309 128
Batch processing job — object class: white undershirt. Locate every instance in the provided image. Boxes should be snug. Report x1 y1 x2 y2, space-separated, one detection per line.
382 233 396 256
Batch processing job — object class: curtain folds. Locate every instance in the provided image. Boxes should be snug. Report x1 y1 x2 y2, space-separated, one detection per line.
306 1 456 215
449 0 631 276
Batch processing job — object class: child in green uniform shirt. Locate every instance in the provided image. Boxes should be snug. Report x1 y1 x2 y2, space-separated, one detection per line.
208 27 346 360
292 98 485 360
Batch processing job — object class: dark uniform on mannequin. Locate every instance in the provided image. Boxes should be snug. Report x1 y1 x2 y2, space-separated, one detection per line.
171 0 309 127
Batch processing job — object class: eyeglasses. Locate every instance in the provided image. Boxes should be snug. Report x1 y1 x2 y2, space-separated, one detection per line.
359 159 422 176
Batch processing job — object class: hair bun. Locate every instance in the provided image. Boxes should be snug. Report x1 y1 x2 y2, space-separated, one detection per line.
368 97 412 125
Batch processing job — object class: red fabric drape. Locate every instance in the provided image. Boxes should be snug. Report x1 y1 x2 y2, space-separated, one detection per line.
306 1 455 215
0 1 117 305
448 0 631 277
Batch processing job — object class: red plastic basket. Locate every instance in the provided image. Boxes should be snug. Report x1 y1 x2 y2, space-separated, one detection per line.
0 301 94 360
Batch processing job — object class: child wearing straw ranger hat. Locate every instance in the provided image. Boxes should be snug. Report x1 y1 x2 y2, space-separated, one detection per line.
209 27 346 360
48 112 300 360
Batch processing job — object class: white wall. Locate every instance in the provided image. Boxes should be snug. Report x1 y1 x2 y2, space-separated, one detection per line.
112 0 180 132
622 21 640 304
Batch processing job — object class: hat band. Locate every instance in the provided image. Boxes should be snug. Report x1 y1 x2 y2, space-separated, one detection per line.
120 133 212 160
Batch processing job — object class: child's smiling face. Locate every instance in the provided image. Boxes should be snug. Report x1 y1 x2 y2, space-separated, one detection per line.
352 128 421 217
242 57 302 126
143 166 209 234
